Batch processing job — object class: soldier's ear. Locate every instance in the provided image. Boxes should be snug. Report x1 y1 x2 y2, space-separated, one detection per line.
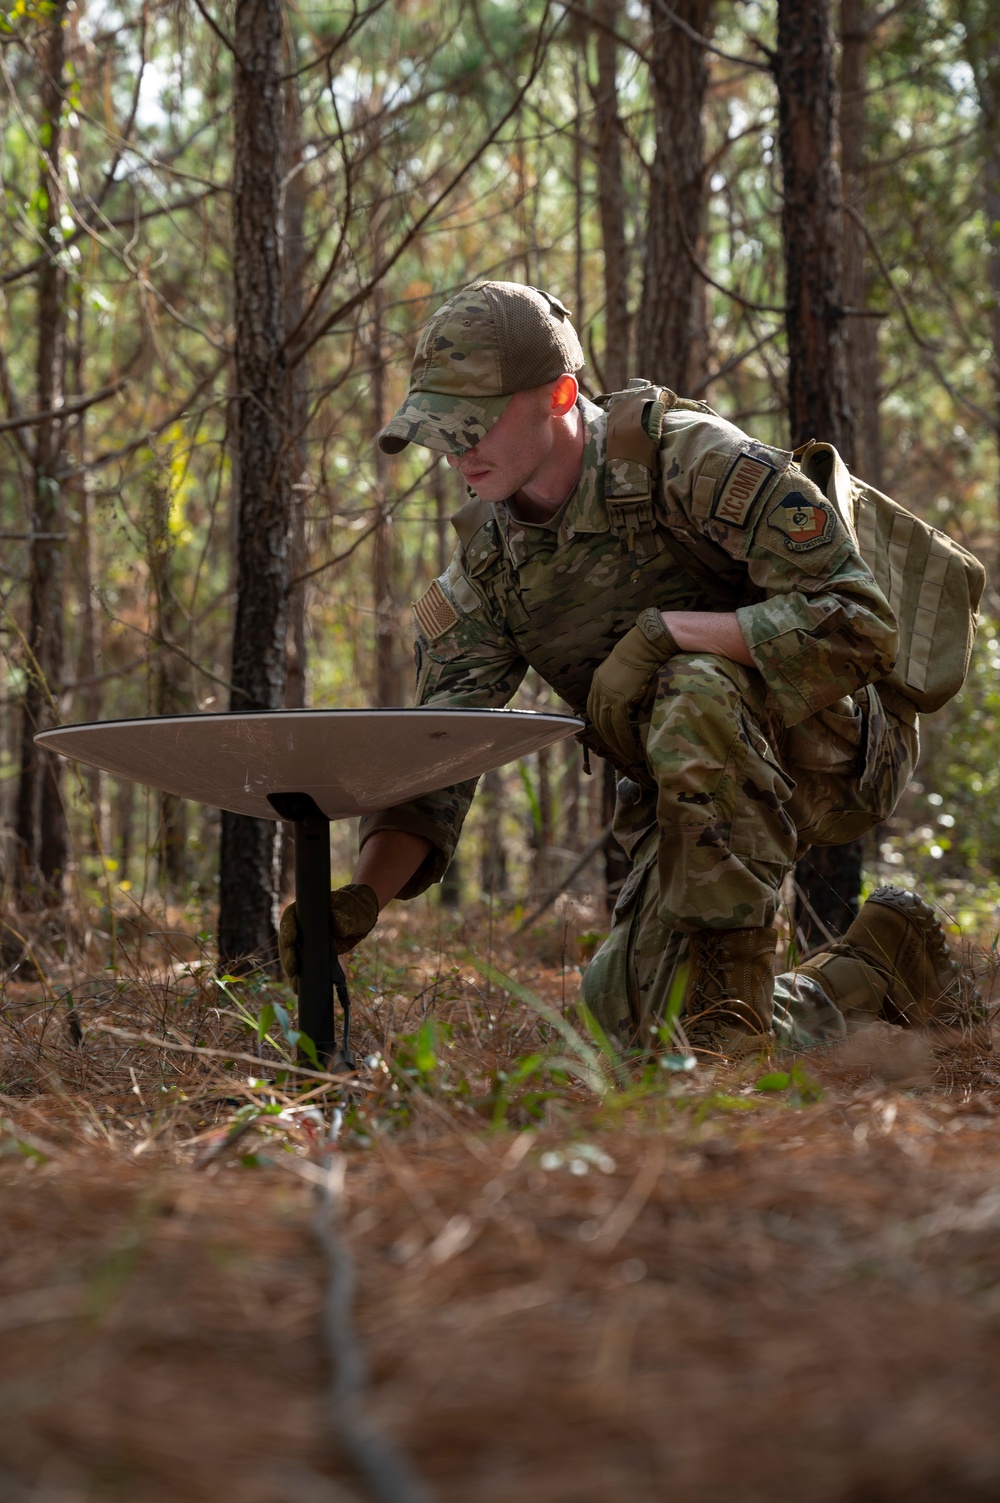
550 373 578 416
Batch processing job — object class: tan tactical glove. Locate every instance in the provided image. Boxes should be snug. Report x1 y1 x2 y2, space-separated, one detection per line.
278 883 379 986
586 608 680 767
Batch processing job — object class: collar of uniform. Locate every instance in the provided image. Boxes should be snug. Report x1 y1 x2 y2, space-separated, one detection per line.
496 396 608 541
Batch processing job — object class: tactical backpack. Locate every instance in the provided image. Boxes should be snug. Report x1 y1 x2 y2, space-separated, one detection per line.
599 379 986 716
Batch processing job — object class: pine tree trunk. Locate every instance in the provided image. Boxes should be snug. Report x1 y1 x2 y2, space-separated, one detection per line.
957 0 1000 586
279 62 309 897
637 0 716 389
775 0 852 454
15 0 70 906
593 0 629 390
67 279 105 855
480 768 508 900
601 760 629 909
776 0 861 937
370 214 401 708
218 0 292 970
840 0 881 483
146 467 189 891
283 67 309 722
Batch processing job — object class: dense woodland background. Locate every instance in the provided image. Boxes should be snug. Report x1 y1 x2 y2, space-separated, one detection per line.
3 0 1000 967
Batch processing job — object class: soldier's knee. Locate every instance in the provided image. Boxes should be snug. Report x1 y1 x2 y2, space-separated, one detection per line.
655 650 759 704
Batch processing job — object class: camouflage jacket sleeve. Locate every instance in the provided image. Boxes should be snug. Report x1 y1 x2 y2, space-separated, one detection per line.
358 540 526 897
659 407 899 726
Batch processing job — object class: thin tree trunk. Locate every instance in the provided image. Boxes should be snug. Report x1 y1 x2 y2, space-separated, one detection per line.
370 215 401 709
637 0 716 390
572 44 586 333
67 278 105 855
146 467 189 892
592 0 633 909
15 0 70 905
775 0 852 454
563 735 581 854
593 0 629 390
533 744 554 898
601 760 629 908
280 57 309 896
776 0 860 939
218 0 292 969
479 768 508 900
957 0 1000 586
840 0 881 482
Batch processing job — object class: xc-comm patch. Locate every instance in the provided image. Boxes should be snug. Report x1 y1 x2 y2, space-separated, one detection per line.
767 492 835 552
413 579 459 642
711 451 778 529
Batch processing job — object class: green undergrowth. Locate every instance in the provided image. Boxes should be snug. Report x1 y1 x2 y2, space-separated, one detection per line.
4 897 994 1172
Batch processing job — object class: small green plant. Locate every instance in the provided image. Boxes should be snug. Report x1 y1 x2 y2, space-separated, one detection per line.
218 983 320 1069
754 1061 824 1106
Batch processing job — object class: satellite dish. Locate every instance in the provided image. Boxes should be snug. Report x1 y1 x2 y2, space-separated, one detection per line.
35 707 583 820
37 708 585 1069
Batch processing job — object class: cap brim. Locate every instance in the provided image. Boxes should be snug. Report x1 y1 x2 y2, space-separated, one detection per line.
376 391 513 455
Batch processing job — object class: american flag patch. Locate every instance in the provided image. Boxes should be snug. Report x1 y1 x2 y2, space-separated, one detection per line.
413 579 460 642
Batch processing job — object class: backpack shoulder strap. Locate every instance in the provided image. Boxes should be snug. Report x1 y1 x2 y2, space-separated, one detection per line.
601 378 737 605
603 379 676 580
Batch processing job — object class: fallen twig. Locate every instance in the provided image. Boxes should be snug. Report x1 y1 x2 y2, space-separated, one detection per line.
88 1022 370 1089
310 1128 436 1503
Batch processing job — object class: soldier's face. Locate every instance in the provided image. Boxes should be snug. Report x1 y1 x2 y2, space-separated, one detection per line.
445 386 556 502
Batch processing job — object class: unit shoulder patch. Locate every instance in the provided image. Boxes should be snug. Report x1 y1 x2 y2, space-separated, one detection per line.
766 491 835 552
413 579 460 642
711 450 778 529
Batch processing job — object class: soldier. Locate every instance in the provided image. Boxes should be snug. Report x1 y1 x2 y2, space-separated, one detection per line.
281 280 967 1055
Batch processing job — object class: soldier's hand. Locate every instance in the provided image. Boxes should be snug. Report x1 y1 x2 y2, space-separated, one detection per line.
278 882 380 986
587 608 679 766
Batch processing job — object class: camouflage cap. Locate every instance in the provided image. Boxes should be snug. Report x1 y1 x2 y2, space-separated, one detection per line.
377 280 585 456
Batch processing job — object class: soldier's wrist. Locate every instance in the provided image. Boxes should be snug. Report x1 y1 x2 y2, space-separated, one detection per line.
635 607 679 658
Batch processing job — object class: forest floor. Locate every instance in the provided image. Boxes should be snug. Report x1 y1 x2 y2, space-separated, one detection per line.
3 898 1000 1503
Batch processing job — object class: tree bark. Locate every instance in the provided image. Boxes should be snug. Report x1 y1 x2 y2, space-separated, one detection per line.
637 0 716 390
479 767 508 900
593 0 629 390
67 277 105 856
840 0 882 483
957 0 1000 585
775 0 852 454
282 65 309 722
601 759 629 909
369 209 402 708
146 466 189 892
218 0 292 970
776 0 861 937
15 0 70 905
279 58 309 897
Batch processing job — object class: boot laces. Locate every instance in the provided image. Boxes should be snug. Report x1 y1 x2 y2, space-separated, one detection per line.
696 933 736 1002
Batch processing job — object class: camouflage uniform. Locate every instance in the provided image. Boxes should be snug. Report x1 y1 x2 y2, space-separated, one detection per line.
363 392 919 1042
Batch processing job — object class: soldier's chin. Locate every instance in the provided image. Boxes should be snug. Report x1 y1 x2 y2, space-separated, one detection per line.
466 471 503 498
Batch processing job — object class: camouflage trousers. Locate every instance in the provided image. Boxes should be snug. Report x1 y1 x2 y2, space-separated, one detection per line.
580 652 919 1043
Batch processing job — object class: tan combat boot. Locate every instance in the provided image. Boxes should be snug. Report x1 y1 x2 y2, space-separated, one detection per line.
682 926 777 1059
794 885 973 1029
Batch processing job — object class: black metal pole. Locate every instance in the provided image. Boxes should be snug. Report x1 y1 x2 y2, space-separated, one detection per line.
293 809 337 1066
267 791 342 1068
